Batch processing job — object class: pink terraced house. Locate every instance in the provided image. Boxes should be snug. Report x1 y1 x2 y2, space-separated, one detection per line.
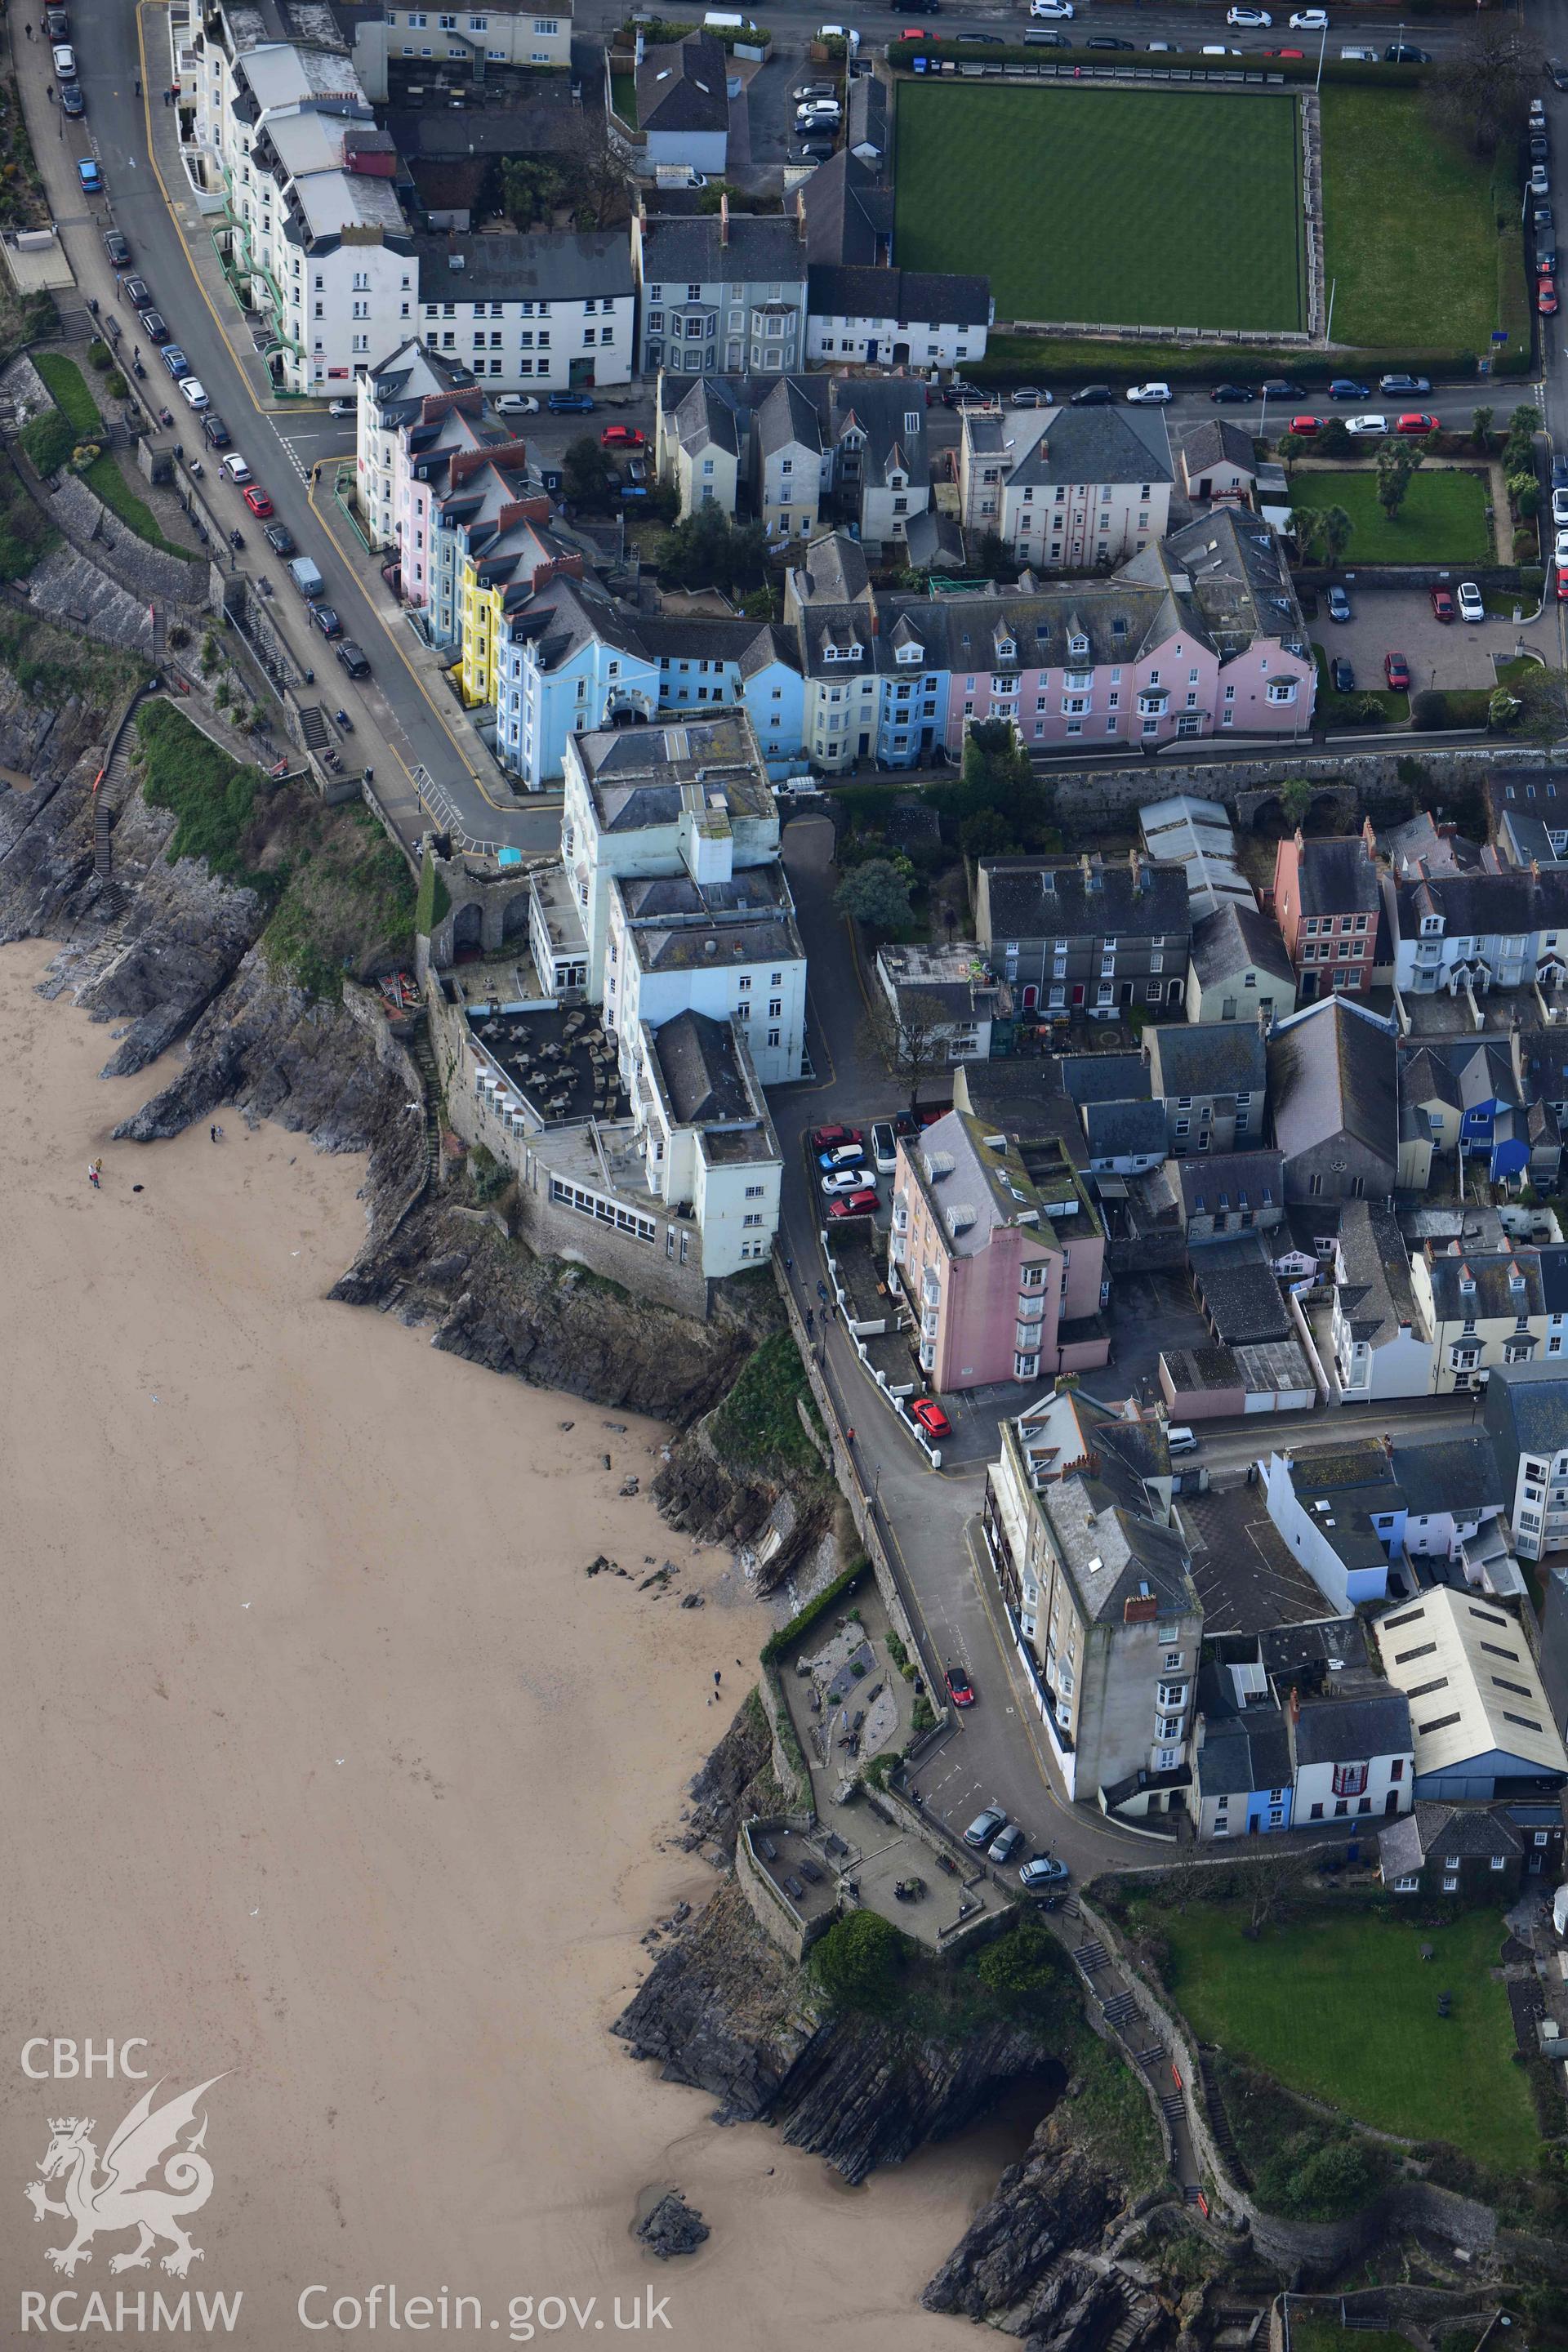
890 1112 1111 1393
929 509 1314 755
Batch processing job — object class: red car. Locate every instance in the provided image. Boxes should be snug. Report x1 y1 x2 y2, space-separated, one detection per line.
1557 569 1568 601
1430 586 1456 621
1288 413 1322 435
1395 412 1437 436
944 1664 975 1708
826 1188 879 1219
243 485 274 518
1542 282 1561 316
1384 651 1411 691
810 1123 862 1152
911 1397 952 1439
600 424 645 449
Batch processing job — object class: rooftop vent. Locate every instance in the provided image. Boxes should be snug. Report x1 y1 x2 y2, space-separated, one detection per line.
924 1149 955 1181
448 252 466 270
946 1203 977 1236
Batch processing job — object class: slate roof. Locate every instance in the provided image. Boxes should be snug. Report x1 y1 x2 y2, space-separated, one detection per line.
1334 1200 1419 1348
1192 1235 1290 1343
1379 1800 1522 1877
1390 1430 1503 1520
1147 1020 1267 1102
637 34 729 137
1189 898 1294 994
1176 1148 1284 1219
978 854 1190 947
1293 835 1382 919
1082 1097 1168 1160
638 210 808 287
1197 1712 1294 1802
1517 1027 1568 1107
808 261 990 327
1122 507 1311 662
1267 996 1398 1169
1423 1250 1545 1325
411 229 635 305
798 148 892 267
903 507 965 571
1292 1686 1412 1768
1007 403 1174 490
1399 1036 1522 1118
653 1009 753 1126
1061 1052 1152 1107
1041 1473 1200 1627
756 374 825 460
1181 418 1258 479
1396 866 1568 942
1483 1360 1568 1461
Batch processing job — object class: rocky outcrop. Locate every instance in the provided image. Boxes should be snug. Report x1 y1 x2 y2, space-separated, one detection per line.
923 2109 1158 2341
613 1880 1061 2185
680 1692 780 1860
634 2193 710 2261
653 1410 833 1588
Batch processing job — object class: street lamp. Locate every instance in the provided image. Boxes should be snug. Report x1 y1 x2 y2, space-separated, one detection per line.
1314 16 1328 91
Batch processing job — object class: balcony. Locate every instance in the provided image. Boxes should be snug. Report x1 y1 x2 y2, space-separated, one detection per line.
1137 690 1169 718
921 1269 940 1308
1016 1294 1045 1325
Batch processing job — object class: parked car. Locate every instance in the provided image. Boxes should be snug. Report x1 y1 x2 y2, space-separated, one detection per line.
1555 456 1568 490
547 391 595 414
1330 656 1354 693
1385 42 1429 61
1379 372 1431 394
871 1120 898 1174
1329 376 1370 399
964 1807 1008 1848
1126 381 1171 403
1554 526 1568 566
1085 34 1133 47
1345 413 1388 436
1020 1855 1070 1889
203 412 231 449
793 78 837 100
1534 166 1552 198
124 276 153 310
795 139 836 160
826 1189 879 1220
1557 568 1568 601
60 82 84 116
1429 585 1456 621
988 1822 1026 1866
943 383 989 407
46 7 70 34
336 639 370 679
1288 414 1323 436
264 522 296 557
1025 29 1071 44
1383 651 1411 690
1552 486 1568 528
810 1123 862 1152
1261 377 1306 399
1147 38 1181 50
103 229 130 267
1533 134 1551 163
1543 281 1561 315
913 1399 953 1440
821 1165 875 1196
77 158 102 195
160 345 190 380
1012 386 1050 406
1227 7 1271 25
943 1663 974 1706
242 484 274 517
1288 7 1327 25
1069 384 1112 405
1327 584 1352 621
496 394 539 416
220 452 252 484
1209 383 1256 403
137 309 167 343
1552 57 1568 91
178 377 208 410
819 1142 868 1169
600 424 645 449
1395 412 1437 435
1029 0 1075 16
1457 581 1486 621
1263 48 1303 59
52 42 77 77
327 398 355 418
310 603 344 639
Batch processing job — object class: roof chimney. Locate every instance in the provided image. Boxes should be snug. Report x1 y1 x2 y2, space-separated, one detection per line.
719 190 729 247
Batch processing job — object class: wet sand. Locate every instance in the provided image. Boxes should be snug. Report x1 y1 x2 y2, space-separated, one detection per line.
0 945 1027 2349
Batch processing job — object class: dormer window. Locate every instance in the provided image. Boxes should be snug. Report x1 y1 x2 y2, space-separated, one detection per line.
1069 630 1089 658
997 637 1016 660
897 641 922 665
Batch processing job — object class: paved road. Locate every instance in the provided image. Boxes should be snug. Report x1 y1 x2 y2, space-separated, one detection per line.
25 4 559 858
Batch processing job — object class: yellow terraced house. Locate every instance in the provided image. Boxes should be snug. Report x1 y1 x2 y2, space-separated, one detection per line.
460 555 503 707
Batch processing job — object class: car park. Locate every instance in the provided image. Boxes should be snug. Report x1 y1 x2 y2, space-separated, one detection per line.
202 413 231 449
1395 412 1437 435
913 1399 953 1440
138 309 167 343
964 1807 1007 1848
1126 381 1171 403
826 1189 880 1220
822 1166 875 1196
1012 386 1049 406
1069 385 1112 405
264 523 296 556
220 452 252 484
52 42 77 76
496 394 539 416
60 83 84 116
1020 1855 1070 1891
1385 42 1429 61
1209 383 1256 403
178 377 208 409
1429 585 1455 621
243 485 274 518
600 425 646 449
819 1142 868 1169
1457 581 1485 622
546 391 595 414
1327 584 1352 621
988 1822 1026 1865
104 230 131 268
1345 413 1388 436
336 640 370 679
1289 414 1323 435
1330 656 1354 693
311 603 344 639
944 1664 974 1706
160 345 189 379
77 159 101 194
871 1120 898 1174
811 1124 862 1152
1384 652 1410 690
1288 7 1327 25
1329 376 1370 399
1227 7 1271 24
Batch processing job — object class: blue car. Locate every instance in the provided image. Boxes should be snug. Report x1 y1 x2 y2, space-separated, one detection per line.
1329 376 1370 400
77 158 102 194
548 390 595 413
618 481 648 499
162 345 189 378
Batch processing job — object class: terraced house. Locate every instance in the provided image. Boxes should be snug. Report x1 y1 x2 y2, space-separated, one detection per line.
974 851 1192 1021
1389 866 1568 1000
957 401 1174 570
1410 1249 1550 1395
1272 831 1383 1000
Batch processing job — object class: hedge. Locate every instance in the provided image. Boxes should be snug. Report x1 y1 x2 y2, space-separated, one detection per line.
884 42 1426 91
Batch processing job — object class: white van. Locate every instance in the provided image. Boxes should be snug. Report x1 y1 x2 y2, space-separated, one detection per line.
1166 1426 1201 1456
1340 45 1379 60
871 1120 898 1176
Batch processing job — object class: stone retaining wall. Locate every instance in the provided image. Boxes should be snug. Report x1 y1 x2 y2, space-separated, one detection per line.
16 542 156 655
1043 744 1539 832
41 465 203 611
734 1815 829 1964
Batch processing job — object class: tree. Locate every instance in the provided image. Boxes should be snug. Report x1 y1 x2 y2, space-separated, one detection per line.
836 856 915 936
932 717 1058 857
1427 17 1541 158
1276 430 1305 474
1374 439 1420 521
559 106 633 229
808 1909 907 2015
1472 404 1494 452
657 503 768 594
1318 503 1353 568
1279 778 1315 826
1288 506 1325 562
563 434 615 510
1494 662 1568 747
858 982 954 1115
973 1920 1073 2024
499 156 564 227
1244 1851 1311 1937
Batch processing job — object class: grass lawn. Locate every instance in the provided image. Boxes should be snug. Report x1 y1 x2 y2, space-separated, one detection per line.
32 350 102 437
83 452 197 564
893 85 1304 332
1320 90 1513 352
1290 2324 1411 2352
1289 466 1492 564
1156 1902 1536 2174
610 71 637 126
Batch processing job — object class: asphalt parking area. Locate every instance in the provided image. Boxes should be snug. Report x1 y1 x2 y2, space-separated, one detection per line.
1320 589 1517 696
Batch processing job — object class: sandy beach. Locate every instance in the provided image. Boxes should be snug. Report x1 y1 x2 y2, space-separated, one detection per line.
0 943 1017 2350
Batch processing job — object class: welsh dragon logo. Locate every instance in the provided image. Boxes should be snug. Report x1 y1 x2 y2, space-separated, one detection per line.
24 2077 225 2278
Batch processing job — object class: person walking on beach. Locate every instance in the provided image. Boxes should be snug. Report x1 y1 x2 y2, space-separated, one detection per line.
713 1669 721 1688
87 1160 100 1190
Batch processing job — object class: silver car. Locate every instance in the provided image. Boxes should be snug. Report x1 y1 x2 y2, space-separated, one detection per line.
988 1822 1026 1865
964 1806 1006 1848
